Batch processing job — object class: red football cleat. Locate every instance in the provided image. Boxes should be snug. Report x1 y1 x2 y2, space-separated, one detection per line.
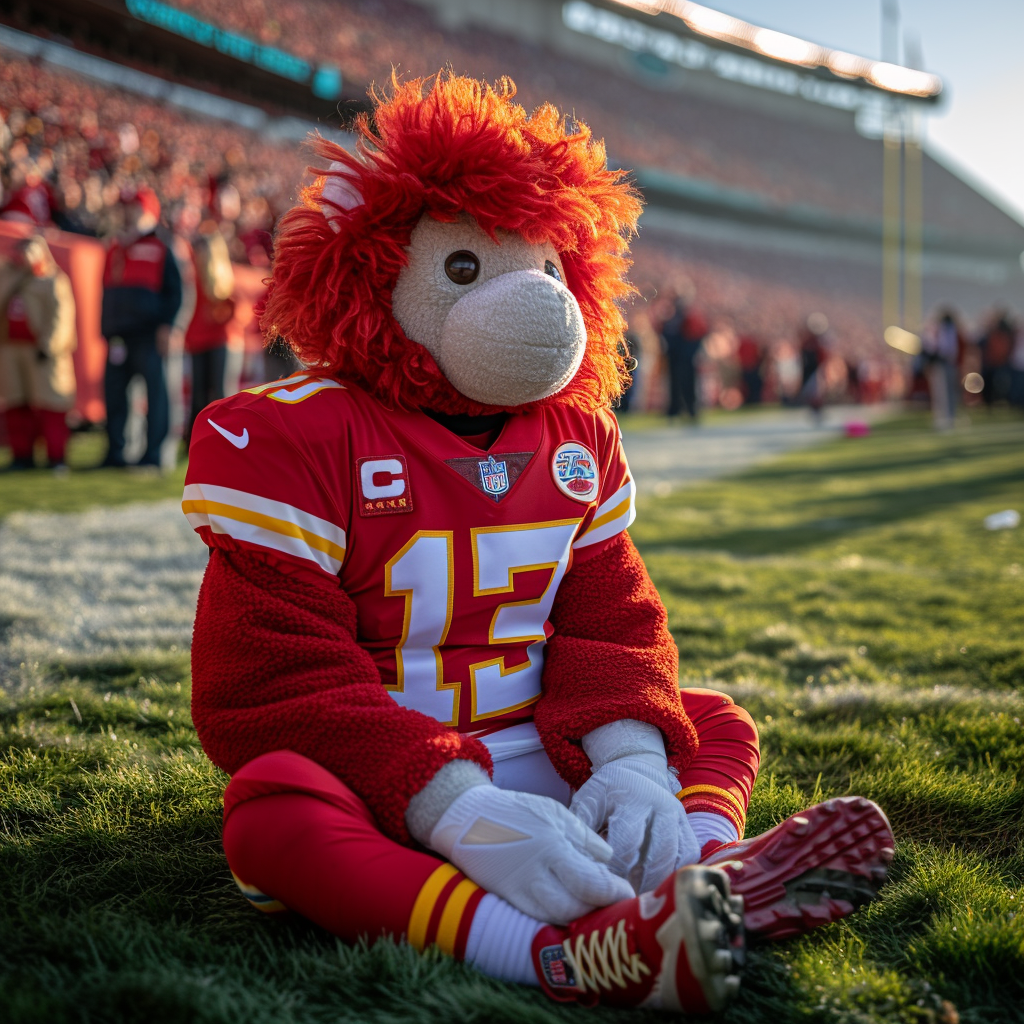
532 865 744 1012
701 796 894 941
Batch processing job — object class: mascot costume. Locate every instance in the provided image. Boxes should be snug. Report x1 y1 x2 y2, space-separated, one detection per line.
183 75 894 1013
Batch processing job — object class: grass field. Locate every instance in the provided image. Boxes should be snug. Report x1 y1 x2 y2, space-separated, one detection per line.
0 433 188 520
1 412 1022 1023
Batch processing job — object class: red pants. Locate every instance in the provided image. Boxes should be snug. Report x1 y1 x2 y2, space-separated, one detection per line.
674 688 760 836
4 405 69 464
222 689 758 949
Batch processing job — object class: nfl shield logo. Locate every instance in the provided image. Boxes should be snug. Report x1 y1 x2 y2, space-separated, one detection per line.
478 455 509 497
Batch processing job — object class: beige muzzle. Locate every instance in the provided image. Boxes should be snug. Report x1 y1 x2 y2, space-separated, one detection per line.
436 268 587 407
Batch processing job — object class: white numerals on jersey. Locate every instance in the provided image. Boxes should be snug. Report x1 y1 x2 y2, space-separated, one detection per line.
383 520 580 724
384 531 457 724
469 520 580 720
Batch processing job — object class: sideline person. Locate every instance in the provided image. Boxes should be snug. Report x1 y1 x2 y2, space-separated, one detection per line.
921 308 964 431
0 234 77 470
660 283 707 422
184 224 235 444
100 186 182 469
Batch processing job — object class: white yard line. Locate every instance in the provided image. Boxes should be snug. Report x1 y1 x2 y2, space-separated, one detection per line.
0 501 207 678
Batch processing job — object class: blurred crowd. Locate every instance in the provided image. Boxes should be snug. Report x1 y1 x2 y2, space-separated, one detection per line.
619 283 1024 426
165 0 918 223
0 51 300 252
909 307 1024 431
0 48 311 470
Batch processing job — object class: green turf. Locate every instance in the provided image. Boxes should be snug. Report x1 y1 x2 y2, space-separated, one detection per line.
0 432 188 521
613 404 768 432
1 412 1022 1023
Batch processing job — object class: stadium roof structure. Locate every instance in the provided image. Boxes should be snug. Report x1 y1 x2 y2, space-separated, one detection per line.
0 0 359 122
601 0 942 101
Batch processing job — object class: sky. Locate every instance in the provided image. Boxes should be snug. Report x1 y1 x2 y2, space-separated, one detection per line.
711 0 1024 224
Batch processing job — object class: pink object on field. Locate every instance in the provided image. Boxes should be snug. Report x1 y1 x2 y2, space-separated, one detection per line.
845 421 870 438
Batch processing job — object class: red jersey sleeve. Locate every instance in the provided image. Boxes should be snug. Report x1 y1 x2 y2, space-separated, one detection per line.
183 378 351 583
569 408 636 564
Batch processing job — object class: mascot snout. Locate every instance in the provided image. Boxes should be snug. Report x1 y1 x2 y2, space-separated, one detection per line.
438 269 587 407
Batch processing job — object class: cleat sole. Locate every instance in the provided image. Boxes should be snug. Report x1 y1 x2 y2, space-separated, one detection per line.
703 796 894 942
672 867 746 1012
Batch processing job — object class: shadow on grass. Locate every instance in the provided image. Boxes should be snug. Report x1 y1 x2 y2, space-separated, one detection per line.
738 420 1023 482
674 471 1023 557
48 651 192 688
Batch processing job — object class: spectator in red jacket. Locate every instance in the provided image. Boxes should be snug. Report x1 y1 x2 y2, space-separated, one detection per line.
184 223 235 443
798 313 830 415
0 163 57 228
978 310 1016 406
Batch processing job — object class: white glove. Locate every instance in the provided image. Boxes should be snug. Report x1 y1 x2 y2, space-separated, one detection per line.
429 785 635 924
571 719 700 895
406 761 634 925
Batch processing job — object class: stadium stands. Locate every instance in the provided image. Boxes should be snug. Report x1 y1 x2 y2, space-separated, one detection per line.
0 49 304 242
0 31 884 355
2 0 1021 418
164 0 1022 248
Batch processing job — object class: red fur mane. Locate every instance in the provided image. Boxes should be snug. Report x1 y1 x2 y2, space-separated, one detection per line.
261 73 642 415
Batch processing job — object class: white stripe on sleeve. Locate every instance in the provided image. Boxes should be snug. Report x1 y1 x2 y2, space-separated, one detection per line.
573 477 636 550
182 482 346 574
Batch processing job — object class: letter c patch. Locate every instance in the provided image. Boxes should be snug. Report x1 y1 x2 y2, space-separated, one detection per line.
357 455 414 516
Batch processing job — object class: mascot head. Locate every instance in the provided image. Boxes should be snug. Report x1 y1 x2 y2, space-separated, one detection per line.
261 73 642 415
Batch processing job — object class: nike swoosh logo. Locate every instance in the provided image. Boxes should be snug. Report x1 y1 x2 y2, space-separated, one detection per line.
209 419 249 449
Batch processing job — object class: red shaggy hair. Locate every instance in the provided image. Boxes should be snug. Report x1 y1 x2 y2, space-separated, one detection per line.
261 72 642 415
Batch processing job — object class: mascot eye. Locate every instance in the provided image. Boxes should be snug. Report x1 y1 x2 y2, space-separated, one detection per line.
544 260 562 283
444 250 480 285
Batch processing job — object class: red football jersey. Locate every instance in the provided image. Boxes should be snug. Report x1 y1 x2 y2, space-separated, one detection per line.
183 374 636 734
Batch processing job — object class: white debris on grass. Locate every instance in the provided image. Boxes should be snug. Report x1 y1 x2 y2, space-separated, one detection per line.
984 510 1020 531
0 499 206 683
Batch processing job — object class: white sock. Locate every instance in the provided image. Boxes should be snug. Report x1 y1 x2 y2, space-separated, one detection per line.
464 893 545 986
689 811 740 850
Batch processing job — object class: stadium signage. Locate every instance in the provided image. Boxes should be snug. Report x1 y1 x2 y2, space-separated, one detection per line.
563 2 937 108
564 2 862 111
125 0 341 98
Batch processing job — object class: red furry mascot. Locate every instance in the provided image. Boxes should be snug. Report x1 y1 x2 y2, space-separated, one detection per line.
184 74 893 1011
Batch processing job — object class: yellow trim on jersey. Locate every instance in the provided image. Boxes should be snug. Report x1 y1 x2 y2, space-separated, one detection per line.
267 378 346 403
182 483 346 575
383 531 460 728
470 518 583 596
241 374 346 403
435 878 481 955
242 373 310 395
593 477 636 520
407 863 459 952
586 494 632 535
573 477 636 550
183 499 346 562
468 647 545 723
